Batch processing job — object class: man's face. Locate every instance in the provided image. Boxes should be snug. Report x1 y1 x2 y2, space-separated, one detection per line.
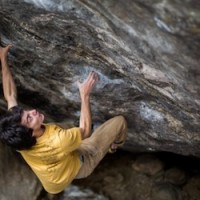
21 109 44 130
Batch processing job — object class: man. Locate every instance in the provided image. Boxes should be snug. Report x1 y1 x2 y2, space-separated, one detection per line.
0 45 127 194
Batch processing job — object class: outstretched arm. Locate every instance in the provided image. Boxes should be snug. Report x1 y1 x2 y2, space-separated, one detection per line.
77 72 99 139
0 45 17 110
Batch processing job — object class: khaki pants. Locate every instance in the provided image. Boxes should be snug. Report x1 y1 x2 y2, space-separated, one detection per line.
75 115 127 179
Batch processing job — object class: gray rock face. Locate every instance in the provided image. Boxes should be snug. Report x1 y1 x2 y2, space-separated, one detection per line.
74 152 200 200
0 144 41 200
0 0 199 156
0 0 199 199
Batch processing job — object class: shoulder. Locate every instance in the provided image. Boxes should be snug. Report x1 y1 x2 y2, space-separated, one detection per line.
43 123 60 130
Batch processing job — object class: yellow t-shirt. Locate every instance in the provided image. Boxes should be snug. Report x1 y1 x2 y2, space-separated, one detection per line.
19 124 82 194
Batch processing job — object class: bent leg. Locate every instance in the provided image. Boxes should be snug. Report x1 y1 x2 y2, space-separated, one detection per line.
75 115 127 179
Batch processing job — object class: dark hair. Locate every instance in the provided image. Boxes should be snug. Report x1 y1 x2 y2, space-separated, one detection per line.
0 106 36 150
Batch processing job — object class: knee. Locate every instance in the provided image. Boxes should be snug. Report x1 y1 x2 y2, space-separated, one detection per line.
114 115 127 127
114 115 126 122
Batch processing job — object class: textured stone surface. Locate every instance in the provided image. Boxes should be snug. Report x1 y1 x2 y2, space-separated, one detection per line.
0 144 41 200
74 152 200 200
0 0 199 156
0 0 199 199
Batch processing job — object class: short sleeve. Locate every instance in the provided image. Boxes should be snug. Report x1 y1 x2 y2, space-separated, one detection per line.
58 127 82 154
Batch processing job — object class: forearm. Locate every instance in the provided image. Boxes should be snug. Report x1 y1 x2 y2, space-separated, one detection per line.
79 95 92 139
1 56 17 108
77 71 99 139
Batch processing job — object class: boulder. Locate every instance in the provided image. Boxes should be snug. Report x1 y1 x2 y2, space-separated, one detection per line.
0 0 199 199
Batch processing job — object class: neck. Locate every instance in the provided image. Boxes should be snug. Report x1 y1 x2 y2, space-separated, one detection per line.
33 125 45 138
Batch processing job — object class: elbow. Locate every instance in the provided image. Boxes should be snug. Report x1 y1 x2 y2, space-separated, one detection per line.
80 127 90 139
